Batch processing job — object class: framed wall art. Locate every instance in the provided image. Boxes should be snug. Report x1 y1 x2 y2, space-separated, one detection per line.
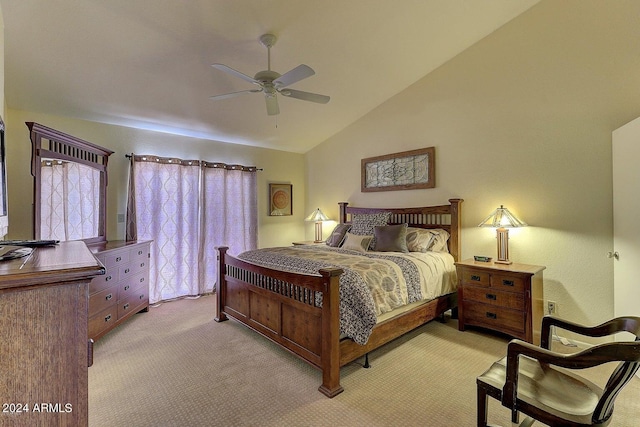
269 183 293 216
361 147 435 192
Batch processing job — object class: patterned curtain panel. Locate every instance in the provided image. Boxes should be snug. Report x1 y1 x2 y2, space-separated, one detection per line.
131 156 258 303
199 163 258 291
40 161 100 240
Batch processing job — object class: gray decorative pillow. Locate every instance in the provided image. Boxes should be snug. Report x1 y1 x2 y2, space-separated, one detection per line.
341 232 373 253
325 224 351 247
350 212 391 249
373 223 409 252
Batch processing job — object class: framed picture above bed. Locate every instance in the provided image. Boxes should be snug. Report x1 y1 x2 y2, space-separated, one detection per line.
361 146 435 192
269 183 293 216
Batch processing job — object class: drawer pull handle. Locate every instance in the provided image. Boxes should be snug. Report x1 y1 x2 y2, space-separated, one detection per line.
140 277 145 283
124 303 130 310
471 275 481 281
486 293 496 300
140 262 145 268
105 314 112 322
139 294 145 300
116 256 122 262
105 293 113 301
105 275 112 282
124 268 130 274
486 312 497 319
138 250 143 255
124 285 130 291
502 279 515 286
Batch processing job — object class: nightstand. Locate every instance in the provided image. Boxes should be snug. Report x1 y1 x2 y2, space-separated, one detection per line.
455 259 545 345
292 240 325 246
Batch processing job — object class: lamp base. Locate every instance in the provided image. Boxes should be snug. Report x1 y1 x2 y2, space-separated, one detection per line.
495 228 512 265
314 221 323 244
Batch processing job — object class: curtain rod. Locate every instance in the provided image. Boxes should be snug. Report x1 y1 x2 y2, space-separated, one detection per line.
125 154 262 171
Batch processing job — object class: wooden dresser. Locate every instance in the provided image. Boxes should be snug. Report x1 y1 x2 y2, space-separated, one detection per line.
0 241 104 427
88 240 151 341
456 259 545 345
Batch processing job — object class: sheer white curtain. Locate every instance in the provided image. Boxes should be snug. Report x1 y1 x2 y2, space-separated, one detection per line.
128 155 257 304
40 160 100 241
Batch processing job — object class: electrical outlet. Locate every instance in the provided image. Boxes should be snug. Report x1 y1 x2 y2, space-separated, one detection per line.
547 300 557 315
117 214 125 223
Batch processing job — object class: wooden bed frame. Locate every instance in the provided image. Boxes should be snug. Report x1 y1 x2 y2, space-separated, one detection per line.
215 198 463 397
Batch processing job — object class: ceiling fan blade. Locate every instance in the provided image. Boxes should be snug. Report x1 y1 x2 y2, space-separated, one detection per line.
211 63 259 85
279 89 330 104
209 89 261 101
265 95 279 116
273 64 315 88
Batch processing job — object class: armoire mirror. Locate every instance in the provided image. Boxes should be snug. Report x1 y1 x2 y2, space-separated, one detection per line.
27 122 113 245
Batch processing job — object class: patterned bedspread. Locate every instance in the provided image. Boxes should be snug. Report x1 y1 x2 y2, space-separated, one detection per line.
238 245 457 345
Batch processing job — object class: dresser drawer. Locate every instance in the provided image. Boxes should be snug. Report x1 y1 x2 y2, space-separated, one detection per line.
462 286 524 310
118 284 148 319
89 268 118 294
118 271 148 300
490 273 525 293
464 303 525 335
100 249 130 269
89 305 117 339
460 269 490 287
89 285 118 314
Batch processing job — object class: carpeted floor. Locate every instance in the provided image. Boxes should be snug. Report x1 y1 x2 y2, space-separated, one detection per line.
88 295 639 426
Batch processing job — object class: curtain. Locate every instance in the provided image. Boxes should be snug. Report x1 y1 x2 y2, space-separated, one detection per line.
128 155 258 304
40 160 100 241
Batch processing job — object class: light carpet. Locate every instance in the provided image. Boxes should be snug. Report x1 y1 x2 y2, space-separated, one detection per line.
89 295 639 426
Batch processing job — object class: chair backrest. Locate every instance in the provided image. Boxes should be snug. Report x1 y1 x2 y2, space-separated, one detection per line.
592 317 640 424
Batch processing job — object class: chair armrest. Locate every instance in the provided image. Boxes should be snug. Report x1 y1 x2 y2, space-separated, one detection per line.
541 315 640 350
501 339 640 412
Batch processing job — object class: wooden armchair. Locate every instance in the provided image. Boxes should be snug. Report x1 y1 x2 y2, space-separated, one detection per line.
477 315 640 427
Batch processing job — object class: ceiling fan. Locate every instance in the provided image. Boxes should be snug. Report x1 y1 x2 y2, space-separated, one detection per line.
210 34 330 116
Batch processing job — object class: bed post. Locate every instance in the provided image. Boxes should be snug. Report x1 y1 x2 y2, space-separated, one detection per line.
448 199 463 262
339 202 348 224
214 246 228 322
318 267 344 398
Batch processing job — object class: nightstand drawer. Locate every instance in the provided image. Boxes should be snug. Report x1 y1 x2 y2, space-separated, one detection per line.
460 269 490 287
491 274 525 293
465 303 525 335
462 286 524 310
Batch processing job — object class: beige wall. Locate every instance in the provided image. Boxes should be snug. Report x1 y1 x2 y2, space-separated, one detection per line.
5 109 306 248
306 0 640 328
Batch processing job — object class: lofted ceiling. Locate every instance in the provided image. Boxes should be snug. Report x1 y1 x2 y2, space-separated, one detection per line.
1 0 539 153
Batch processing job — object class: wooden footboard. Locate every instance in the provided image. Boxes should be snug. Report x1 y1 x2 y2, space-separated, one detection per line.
215 247 345 397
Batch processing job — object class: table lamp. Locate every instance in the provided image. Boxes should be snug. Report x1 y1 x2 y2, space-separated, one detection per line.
478 205 527 264
305 208 330 243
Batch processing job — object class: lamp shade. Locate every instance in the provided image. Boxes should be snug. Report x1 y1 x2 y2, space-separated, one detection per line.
478 205 526 265
305 208 330 243
305 208 330 222
478 205 527 228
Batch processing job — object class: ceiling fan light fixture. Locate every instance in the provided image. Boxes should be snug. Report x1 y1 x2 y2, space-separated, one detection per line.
209 34 330 116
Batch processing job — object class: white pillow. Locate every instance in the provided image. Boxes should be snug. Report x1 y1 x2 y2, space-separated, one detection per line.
341 232 373 253
428 229 451 252
405 227 450 252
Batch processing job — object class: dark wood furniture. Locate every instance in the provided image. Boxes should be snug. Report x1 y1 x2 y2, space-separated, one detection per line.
27 122 113 245
216 199 462 397
456 259 545 345
88 240 151 341
0 241 104 427
477 316 640 427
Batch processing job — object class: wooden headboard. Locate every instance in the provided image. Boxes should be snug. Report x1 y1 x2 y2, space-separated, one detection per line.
338 198 463 262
